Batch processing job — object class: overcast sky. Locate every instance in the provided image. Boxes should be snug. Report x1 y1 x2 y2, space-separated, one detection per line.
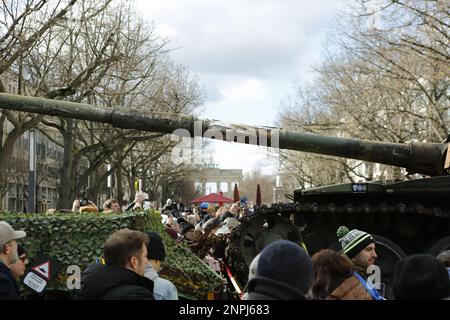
134 0 343 176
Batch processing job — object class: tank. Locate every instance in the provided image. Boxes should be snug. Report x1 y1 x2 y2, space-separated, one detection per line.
1 93 450 297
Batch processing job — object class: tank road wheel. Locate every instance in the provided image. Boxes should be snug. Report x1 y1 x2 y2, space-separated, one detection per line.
227 213 303 287
428 236 450 257
238 214 303 266
372 235 406 300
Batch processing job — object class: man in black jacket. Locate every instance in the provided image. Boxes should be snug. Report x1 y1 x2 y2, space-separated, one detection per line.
0 221 26 300
76 229 154 300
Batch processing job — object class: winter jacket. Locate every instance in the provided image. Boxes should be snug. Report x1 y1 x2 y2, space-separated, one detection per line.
0 262 21 300
352 262 369 279
245 276 308 300
326 275 372 300
144 264 178 300
75 264 154 300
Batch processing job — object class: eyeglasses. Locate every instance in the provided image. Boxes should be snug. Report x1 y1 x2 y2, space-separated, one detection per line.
19 257 29 264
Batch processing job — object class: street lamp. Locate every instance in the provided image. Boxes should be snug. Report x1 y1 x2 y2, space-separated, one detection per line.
27 129 36 213
107 164 112 199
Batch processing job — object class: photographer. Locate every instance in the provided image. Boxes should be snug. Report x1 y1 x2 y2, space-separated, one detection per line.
123 192 149 212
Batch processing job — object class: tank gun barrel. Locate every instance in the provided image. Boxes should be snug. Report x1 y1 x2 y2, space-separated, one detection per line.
0 93 448 176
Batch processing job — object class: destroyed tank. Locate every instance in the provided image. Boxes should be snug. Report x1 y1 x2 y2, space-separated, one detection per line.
1 93 450 297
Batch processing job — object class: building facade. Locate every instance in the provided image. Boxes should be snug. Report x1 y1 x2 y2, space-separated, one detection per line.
1 71 64 212
195 168 243 198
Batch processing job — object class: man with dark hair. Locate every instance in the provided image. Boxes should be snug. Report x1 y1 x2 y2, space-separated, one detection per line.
76 229 154 300
102 199 121 213
0 221 26 300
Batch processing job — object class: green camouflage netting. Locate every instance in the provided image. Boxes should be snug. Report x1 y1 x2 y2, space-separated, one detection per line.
0 210 223 299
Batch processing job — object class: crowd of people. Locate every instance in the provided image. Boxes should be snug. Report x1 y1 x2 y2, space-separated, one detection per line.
1 194 450 300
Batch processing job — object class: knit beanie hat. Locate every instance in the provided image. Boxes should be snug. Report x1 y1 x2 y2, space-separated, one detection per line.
393 254 450 300
145 232 166 262
337 226 374 259
180 221 195 235
251 240 313 295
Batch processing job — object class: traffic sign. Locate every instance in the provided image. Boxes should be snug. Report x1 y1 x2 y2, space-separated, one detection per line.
29 254 60 282
32 261 50 280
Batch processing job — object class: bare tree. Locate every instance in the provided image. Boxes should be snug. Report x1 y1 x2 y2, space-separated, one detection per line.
30 1 169 207
0 0 86 206
278 0 449 189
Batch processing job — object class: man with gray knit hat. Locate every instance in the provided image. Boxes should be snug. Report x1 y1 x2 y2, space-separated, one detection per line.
337 226 377 279
0 221 26 300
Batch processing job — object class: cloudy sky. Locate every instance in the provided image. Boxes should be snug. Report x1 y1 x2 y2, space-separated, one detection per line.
135 0 344 175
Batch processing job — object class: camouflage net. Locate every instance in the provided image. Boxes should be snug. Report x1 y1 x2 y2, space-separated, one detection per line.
188 230 229 259
0 210 224 299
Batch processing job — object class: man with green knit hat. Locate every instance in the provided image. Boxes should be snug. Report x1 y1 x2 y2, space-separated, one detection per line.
337 226 384 300
336 226 377 279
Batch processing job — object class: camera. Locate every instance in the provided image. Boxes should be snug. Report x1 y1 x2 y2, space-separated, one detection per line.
80 198 89 206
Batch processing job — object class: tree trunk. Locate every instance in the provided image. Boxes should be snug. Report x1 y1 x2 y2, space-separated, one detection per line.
0 128 23 202
87 165 109 204
59 119 76 209
116 165 124 205
127 175 135 204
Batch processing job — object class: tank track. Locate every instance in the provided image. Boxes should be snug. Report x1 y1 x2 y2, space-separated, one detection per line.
225 198 450 288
